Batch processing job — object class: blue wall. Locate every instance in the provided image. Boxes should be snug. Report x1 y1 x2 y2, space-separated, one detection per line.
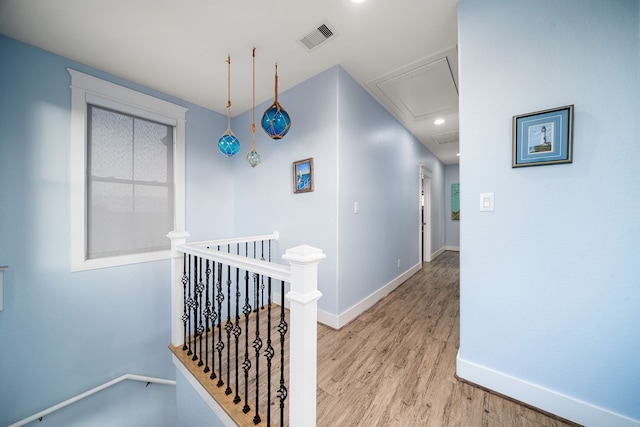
0 35 232 426
176 370 226 427
0 32 448 425
230 65 446 316
335 66 445 313
458 0 640 424
230 66 341 314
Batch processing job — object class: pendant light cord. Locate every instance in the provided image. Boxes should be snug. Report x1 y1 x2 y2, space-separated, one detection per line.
274 64 279 105
251 47 256 149
226 55 232 131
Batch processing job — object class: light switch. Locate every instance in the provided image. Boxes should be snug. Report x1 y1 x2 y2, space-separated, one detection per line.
354 201 359 214
480 193 494 212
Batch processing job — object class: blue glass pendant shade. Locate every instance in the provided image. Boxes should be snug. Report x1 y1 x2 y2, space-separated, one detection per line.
218 133 240 157
261 102 291 139
246 149 261 168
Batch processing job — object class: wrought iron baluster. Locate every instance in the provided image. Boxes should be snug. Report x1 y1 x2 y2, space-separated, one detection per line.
265 276 274 427
203 260 212 373
210 260 218 380
260 240 265 309
277 280 289 426
224 244 233 396
252 271 263 425
186 255 195 356
216 254 225 388
233 243 242 405
242 243 252 414
181 254 189 351
197 257 205 366
252 241 258 313
191 257 199 362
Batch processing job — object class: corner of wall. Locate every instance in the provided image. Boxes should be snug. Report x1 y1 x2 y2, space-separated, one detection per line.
456 353 640 427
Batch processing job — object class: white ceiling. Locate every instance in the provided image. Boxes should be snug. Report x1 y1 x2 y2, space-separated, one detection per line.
0 0 460 164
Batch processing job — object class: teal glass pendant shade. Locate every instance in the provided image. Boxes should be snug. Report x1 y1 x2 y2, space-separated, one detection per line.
218 55 240 157
246 148 261 168
261 103 291 139
261 64 291 140
218 132 240 157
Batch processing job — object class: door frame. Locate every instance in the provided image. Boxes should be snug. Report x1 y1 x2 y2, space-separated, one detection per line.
420 166 432 263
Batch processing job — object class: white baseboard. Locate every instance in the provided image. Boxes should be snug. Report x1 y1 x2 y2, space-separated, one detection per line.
319 262 422 329
274 262 422 330
430 247 446 260
445 245 460 252
173 355 236 427
456 352 640 427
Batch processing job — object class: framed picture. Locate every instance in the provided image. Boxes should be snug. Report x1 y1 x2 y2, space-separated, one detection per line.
293 158 314 194
512 105 574 168
451 183 460 221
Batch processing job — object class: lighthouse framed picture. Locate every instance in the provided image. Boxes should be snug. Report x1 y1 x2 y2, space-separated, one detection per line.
512 105 574 168
292 158 314 194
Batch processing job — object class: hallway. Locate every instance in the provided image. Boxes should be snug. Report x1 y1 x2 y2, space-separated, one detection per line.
315 251 579 426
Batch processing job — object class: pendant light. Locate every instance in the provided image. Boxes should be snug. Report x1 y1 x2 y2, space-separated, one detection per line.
217 55 241 157
246 48 261 167
261 63 291 139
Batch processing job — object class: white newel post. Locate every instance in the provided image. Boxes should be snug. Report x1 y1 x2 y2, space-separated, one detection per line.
168 230 190 347
282 245 325 427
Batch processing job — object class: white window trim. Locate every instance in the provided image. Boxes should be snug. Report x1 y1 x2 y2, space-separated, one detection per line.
69 69 187 272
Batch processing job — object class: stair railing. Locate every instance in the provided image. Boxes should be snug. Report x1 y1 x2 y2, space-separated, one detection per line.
168 230 324 427
7 374 175 427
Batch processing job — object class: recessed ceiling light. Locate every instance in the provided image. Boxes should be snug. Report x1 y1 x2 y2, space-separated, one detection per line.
351 0 366 3
434 118 445 125
457 153 460 157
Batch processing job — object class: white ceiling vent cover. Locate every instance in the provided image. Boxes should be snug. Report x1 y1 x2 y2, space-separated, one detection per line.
299 21 338 51
431 131 459 145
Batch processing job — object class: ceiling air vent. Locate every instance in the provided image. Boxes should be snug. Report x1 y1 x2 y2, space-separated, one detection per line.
299 21 338 51
430 131 459 145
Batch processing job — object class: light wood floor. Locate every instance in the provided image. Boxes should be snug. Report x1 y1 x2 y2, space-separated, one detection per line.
315 251 580 427
173 250 581 426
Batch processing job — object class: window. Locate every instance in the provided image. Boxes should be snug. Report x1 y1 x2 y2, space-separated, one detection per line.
87 104 174 258
69 69 187 271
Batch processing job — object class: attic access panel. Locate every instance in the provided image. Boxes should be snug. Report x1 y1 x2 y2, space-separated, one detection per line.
368 50 459 123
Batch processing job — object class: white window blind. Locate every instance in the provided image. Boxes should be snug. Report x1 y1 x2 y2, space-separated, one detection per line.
87 105 174 259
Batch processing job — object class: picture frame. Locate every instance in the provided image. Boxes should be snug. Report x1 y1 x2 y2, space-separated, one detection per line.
512 105 574 168
451 183 460 221
292 158 314 194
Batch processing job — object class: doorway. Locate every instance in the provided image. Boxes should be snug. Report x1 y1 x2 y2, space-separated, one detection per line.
420 166 432 263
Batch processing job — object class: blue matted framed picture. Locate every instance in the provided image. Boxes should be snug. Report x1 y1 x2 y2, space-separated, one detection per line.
512 105 574 168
